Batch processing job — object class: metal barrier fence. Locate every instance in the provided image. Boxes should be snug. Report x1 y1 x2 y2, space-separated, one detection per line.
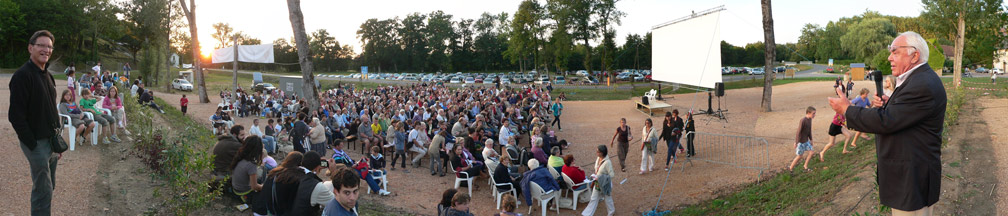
650 131 771 214
678 131 771 179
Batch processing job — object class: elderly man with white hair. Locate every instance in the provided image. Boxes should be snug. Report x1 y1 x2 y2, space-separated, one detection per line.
829 31 946 215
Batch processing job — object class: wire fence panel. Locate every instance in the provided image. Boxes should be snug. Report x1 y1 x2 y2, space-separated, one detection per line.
680 131 770 179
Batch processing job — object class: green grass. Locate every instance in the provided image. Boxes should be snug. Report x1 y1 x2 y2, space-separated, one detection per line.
794 64 813 71
667 138 876 215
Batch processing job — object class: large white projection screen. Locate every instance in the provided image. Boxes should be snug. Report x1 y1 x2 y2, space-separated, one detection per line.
652 10 722 89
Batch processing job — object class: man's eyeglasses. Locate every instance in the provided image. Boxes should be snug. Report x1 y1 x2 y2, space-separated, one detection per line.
888 45 916 53
32 43 54 50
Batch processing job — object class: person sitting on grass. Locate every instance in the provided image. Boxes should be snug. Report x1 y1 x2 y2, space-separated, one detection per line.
292 151 338 215
138 90 165 113
213 125 246 177
443 192 474 216
322 166 361 216
789 106 816 171
252 152 304 216
230 136 264 206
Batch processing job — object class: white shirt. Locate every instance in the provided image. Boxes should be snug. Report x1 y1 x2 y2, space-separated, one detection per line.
498 125 511 146
249 125 264 137
896 63 925 89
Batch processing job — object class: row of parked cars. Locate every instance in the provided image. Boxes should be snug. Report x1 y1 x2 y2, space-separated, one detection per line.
971 67 1005 74
722 66 797 75
321 71 606 85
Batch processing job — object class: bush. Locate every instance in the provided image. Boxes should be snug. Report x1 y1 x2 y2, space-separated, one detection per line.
123 92 222 215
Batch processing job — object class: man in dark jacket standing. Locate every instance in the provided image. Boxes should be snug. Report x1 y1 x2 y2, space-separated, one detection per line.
291 113 310 153
829 31 945 215
9 30 60 216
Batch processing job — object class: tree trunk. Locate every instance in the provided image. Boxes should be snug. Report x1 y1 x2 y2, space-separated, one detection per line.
165 7 174 94
953 12 964 89
760 0 775 112
287 0 320 113
179 0 209 103
583 39 592 78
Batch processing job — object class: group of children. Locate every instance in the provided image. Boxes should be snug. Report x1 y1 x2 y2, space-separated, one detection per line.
789 75 895 171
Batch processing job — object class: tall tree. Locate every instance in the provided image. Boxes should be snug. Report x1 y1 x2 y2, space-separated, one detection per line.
921 0 1006 88
211 22 234 48
839 18 896 62
549 0 598 76
760 0 775 112
286 0 319 111
178 0 208 102
400 13 429 72
508 0 544 72
594 0 624 75
426 10 455 72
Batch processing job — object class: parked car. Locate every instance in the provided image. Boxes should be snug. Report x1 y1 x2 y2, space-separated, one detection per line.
750 67 765 75
976 67 989 73
826 67 834 73
172 79 193 91
775 66 786 73
482 77 495 84
450 77 462 84
250 82 275 93
554 76 566 84
994 68 1005 74
464 77 476 84
576 70 589 76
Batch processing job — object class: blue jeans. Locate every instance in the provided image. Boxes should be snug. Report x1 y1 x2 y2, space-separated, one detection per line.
665 138 681 166
359 169 382 192
22 138 58 216
262 136 277 154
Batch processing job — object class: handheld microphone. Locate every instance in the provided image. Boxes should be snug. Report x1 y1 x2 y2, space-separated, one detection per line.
873 71 884 98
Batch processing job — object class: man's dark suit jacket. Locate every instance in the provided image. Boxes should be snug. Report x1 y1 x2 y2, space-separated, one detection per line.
845 64 946 211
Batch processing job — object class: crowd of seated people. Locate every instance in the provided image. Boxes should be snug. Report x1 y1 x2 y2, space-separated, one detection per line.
203 81 607 215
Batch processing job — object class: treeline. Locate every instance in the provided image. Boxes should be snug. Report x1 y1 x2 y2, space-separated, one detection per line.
1 0 125 68
793 2 1006 73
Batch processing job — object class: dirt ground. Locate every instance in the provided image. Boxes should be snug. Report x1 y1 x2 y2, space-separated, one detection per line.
980 98 1008 215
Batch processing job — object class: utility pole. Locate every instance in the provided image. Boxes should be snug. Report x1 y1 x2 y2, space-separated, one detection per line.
233 34 239 100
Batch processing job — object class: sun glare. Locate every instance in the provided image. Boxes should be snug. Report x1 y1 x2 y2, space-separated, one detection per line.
200 46 214 58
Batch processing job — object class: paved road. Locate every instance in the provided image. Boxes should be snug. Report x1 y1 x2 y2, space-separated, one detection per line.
721 64 833 82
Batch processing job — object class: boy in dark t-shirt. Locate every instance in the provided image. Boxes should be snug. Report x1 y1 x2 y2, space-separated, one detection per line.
789 106 816 171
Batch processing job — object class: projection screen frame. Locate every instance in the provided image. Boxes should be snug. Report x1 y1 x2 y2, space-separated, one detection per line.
651 5 725 89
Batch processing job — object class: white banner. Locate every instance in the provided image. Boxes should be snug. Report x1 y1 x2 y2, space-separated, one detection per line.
211 44 275 64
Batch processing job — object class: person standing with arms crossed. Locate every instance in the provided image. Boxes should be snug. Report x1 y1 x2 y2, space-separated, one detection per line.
609 118 631 172
9 30 61 216
829 31 946 215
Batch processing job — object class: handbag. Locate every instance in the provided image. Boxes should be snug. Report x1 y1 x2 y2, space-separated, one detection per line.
51 128 69 153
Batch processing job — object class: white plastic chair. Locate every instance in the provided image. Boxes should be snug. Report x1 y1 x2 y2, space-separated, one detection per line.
489 170 519 209
561 172 590 210
81 112 99 146
448 160 475 195
59 114 78 151
527 181 560 216
366 169 388 194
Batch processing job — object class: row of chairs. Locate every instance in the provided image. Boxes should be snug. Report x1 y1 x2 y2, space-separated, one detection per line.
59 96 116 151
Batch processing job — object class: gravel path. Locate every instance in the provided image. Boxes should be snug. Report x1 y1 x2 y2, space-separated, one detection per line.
980 98 1008 215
